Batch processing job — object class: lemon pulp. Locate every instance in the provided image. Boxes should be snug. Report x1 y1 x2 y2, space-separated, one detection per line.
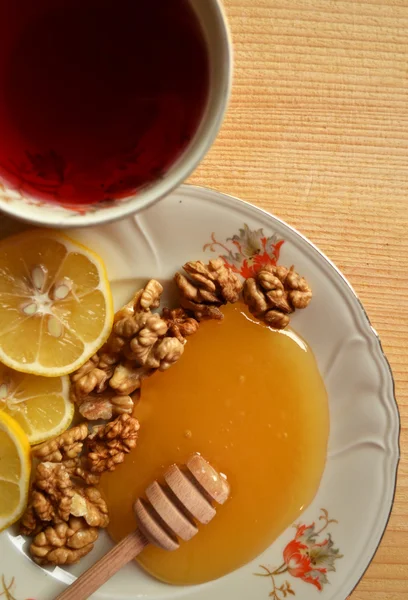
0 412 31 532
0 363 72 444
0 229 113 376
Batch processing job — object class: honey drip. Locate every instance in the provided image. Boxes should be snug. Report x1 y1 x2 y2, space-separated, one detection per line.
100 303 329 585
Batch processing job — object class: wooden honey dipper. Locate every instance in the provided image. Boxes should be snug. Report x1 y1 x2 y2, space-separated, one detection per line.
56 453 230 600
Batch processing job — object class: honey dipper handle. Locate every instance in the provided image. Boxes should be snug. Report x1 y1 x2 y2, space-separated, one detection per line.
54 529 148 600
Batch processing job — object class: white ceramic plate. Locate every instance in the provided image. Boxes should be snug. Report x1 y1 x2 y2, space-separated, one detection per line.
0 185 399 600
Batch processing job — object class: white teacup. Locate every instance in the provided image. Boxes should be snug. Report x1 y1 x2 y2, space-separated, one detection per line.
0 0 231 228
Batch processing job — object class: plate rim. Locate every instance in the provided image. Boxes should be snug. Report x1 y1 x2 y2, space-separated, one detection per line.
0 184 400 600
178 183 401 599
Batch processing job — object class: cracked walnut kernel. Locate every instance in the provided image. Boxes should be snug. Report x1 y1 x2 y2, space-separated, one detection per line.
33 462 74 521
62 457 101 486
70 280 173 420
73 391 136 421
87 414 139 473
32 424 89 463
30 517 98 566
119 312 168 365
113 280 163 325
70 356 113 397
162 307 199 343
152 336 185 370
70 277 194 420
243 265 312 329
20 462 74 535
70 486 109 528
20 503 43 537
109 362 152 395
175 259 243 320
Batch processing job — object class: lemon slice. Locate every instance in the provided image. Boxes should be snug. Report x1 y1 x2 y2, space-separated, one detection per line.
0 411 31 532
0 363 73 444
0 229 114 376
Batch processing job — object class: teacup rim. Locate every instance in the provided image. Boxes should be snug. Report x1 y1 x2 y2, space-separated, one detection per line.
0 0 233 229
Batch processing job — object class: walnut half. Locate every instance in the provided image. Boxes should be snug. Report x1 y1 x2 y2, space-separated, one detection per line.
70 279 189 420
30 517 98 566
87 414 140 474
32 424 89 463
70 486 109 528
30 462 74 525
175 259 243 320
162 307 199 343
243 265 312 329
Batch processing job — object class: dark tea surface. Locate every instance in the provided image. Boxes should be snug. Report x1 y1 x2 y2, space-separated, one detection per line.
0 0 209 205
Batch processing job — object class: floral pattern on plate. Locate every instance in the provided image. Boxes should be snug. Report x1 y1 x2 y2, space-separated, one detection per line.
255 509 342 598
204 223 284 278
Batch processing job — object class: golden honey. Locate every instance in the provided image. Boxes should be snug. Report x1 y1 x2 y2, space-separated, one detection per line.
100 303 329 585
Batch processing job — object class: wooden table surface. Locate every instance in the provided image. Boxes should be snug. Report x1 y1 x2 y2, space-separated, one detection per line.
189 1 408 598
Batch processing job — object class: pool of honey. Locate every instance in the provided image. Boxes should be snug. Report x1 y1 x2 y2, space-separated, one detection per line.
100 303 329 585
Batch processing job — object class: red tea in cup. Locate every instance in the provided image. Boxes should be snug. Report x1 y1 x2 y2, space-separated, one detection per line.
0 0 209 205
